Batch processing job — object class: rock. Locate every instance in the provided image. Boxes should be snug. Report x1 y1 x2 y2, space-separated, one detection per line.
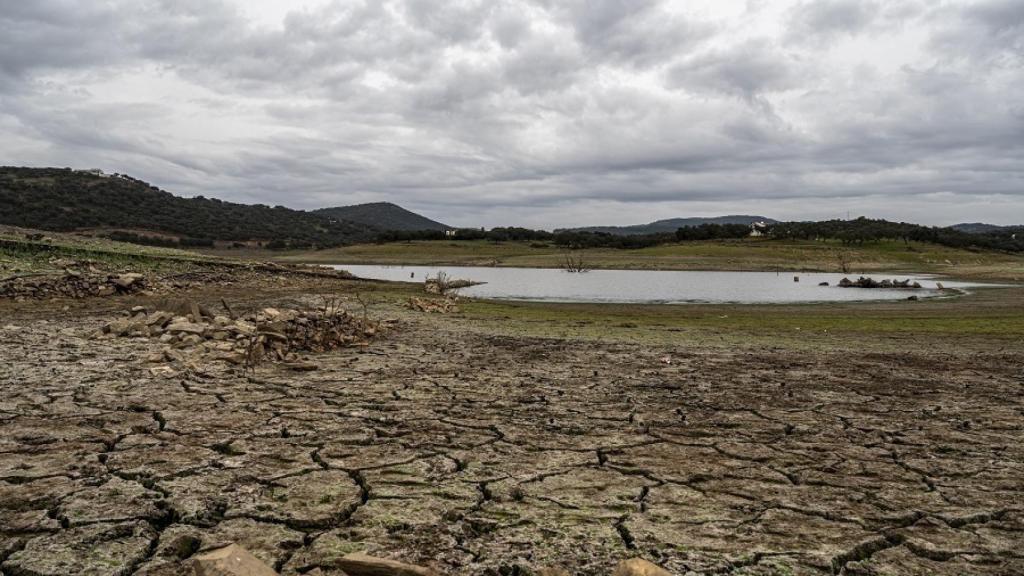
838 277 853 288
192 544 279 576
113 273 145 289
150 366 177 377
818 281 829 286
335 551 441 576
166 321 206 335
104 318 144 337
217 352 247 365
536 568 571 576
907 295 919 301
147 311 173 327
612 558 672 576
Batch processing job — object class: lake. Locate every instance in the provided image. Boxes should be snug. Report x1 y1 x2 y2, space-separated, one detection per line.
331 264 996 304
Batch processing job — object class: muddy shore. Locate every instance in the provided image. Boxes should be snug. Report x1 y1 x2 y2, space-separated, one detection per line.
1 275 1023 576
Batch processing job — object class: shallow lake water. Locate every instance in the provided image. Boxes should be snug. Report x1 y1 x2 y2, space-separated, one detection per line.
333 264 995 304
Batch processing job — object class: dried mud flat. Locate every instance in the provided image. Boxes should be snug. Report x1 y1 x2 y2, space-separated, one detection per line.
1 294 1023 576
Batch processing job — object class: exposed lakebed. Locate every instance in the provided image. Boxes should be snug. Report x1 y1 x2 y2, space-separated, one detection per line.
333 264 997 304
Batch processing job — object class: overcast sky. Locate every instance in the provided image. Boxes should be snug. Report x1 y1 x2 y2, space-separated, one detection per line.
2 0 1022 228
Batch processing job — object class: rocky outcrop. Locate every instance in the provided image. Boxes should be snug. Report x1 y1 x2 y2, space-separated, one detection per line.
837 277 923 289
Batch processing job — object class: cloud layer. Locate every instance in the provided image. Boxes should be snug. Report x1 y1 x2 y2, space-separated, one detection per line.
2 0 1022 227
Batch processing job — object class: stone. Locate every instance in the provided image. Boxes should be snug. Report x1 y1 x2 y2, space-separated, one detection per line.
166 321 206 335
536 569 571 576
218 352 247 365
113 273 145 289
335 551 441 576
192 544 279 576
612 558 672 576
150 366 177 377
104 318 134 336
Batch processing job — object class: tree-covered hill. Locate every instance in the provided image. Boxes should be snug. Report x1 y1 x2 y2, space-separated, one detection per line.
316 202 449 232
0 167 378 248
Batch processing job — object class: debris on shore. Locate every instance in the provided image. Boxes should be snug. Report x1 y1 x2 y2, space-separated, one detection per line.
407 296 460 313
836 277 923 289
423 272 482 295
93 301 390 371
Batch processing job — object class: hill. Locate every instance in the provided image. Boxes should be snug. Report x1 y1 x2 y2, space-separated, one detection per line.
0 167 446 249
560 215 775 235
316 202 449 231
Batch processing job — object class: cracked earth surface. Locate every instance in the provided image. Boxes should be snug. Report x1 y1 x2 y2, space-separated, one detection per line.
1 297 1023 576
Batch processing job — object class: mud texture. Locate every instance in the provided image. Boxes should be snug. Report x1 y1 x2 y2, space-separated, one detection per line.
1 297 1022 576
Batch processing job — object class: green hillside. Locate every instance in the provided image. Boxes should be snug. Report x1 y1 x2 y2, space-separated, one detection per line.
0 167 376 248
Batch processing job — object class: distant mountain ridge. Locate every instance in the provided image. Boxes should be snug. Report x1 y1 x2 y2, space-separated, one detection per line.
559 215 775 236
316 202 449 232
949 222 1022 234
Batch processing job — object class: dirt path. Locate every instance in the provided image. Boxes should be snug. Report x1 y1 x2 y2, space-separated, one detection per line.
1 295 1022 575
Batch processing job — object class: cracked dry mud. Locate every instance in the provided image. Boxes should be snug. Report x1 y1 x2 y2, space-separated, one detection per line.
1 300 1023 576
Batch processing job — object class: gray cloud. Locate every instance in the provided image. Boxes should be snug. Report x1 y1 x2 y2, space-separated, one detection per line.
0 0 1022 228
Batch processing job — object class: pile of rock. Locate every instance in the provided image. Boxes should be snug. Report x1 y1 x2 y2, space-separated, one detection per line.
95 303 387 370
407 296 460 314
837 277 922 289
0 271 147 300
191 544 670 576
